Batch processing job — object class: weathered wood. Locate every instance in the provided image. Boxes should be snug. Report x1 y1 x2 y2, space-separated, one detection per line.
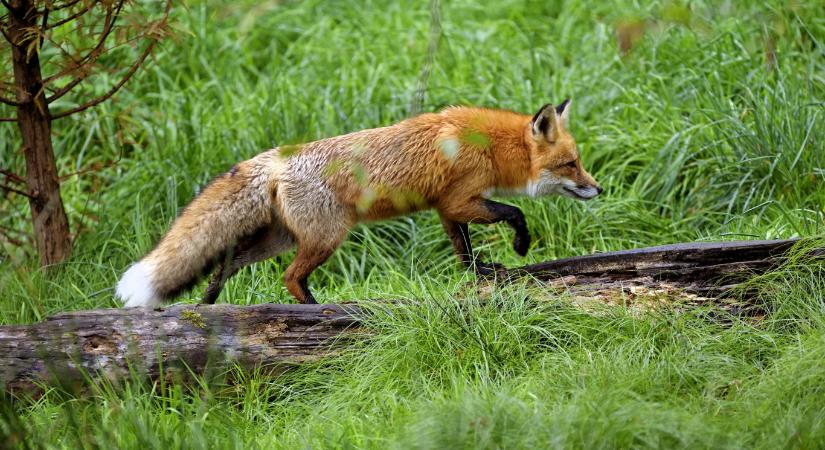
1 238 818 395
1 303 362 395
515 239 804 296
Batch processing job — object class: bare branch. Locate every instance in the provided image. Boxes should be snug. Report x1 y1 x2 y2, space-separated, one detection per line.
43 30 82 64
39 4 48 47
0 94 24 106
0 183 34 199
0 223 33 254
0 224 31 237
75 0 126 64
46 73 84 103
50 0 82 12
46 32 152 103
1 168 25 185
46 0 95 30
43 0 123 86
0 116 16 122
59 159 119 181
0 18 12 42
50 0 171 119
51 39 156 118
0 227 28 248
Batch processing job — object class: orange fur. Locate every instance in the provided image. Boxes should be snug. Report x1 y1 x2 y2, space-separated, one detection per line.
116 102 601 306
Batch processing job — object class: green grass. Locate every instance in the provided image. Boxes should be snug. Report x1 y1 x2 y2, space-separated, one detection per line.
1 0 824 448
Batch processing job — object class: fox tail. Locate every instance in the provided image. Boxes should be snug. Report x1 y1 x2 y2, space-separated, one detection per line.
116 152 282 307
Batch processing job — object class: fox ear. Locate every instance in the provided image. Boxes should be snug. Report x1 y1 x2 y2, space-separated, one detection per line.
531 103 558 141
555 98 571 129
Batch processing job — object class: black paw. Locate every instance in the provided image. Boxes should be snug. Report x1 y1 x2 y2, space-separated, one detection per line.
473 261 506 278
513 231 531 257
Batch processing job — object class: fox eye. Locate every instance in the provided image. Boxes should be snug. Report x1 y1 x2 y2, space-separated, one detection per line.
564 160 577 169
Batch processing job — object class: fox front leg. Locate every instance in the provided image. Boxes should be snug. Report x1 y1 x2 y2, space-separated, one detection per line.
479 199 531 256
438 198 531 277
440 218 505 276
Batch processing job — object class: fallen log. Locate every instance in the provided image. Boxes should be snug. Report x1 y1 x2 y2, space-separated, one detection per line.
0 238 817 395
516 238 804 296
504 238 817 315
1 303 363 396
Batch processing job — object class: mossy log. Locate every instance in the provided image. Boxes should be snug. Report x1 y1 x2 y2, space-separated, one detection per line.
0 239 811 395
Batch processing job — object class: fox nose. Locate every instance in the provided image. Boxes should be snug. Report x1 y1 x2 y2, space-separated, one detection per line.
596 186 604 194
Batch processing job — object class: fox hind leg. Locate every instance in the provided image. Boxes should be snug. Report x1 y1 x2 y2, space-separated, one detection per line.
283 240 343 304
202 223 295 304
203 251 239 304
277 168 352 304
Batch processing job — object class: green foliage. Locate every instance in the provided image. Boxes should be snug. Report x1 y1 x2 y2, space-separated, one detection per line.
0 0 823 448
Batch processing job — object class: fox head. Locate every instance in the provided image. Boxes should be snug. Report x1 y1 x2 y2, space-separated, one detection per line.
524 100 602 200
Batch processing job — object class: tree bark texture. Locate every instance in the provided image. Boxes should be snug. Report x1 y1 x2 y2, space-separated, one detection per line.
7 0 73 266
516 238 805 296
1 303 362 396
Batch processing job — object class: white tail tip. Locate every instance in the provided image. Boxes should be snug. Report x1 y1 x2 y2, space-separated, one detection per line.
116 261 161 308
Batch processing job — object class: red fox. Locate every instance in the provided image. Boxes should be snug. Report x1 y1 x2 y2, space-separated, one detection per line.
116 100 602 307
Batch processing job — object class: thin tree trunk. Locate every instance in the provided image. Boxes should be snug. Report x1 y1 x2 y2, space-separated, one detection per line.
8 0 72 267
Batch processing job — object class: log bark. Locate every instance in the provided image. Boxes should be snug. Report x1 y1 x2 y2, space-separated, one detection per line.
7 0 73 266
515 238 804 296
0 238 817 395
1 303 363 396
